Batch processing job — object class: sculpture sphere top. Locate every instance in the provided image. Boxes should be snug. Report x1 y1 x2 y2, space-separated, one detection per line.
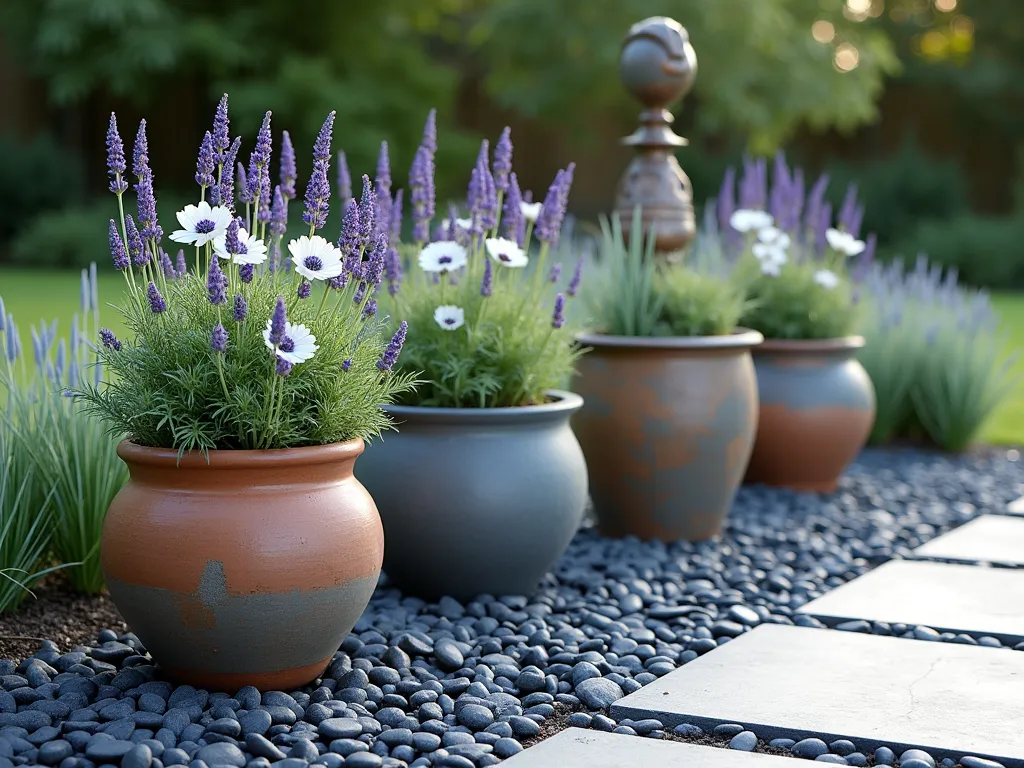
619 16 698 110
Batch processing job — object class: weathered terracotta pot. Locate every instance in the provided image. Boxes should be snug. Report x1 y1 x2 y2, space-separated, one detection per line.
356 390 588 600
102 439 383 691
745 337 876 492
572 330 762 541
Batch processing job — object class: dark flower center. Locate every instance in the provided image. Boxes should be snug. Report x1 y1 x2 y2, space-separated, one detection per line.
443 317 457 325
498 252 511 262
304 255 324 271
279 336 295 353
195 219 216 234
438 255 452 265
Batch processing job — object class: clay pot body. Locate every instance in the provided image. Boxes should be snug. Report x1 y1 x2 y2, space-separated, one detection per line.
571 330 762 541
102 439 382 691
356 390 588 601
745 337 876 492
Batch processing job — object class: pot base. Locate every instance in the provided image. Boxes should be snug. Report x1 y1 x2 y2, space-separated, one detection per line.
159 656 333 692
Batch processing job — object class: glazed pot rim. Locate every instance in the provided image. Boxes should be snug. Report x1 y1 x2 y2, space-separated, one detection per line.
754 335 865 353
575 327 764 350
116 437 365 469
382 388 583 424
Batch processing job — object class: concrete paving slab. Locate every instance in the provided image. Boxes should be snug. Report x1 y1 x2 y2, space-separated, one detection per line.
799 559 1024 644
1007 496 1024 516
914 514 1024 565
499 728 800 768
610 624 1024 766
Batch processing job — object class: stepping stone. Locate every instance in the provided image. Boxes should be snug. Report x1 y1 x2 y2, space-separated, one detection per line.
914 515 1024 565
499 727 799 767
799 559 1024 644
611 624 1024 766
1007 496 1024 515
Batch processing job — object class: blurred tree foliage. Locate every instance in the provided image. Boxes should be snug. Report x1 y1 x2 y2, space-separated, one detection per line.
0 0 900 159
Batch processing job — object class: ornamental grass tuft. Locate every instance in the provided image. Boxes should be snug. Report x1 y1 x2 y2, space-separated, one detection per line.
76 98 417 453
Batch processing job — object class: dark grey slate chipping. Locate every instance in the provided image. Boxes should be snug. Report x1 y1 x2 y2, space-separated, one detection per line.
913 515 1024 566
799 560 1024 644
610 624 1024 766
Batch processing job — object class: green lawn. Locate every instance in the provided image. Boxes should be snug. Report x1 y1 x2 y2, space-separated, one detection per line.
2 268 1023 445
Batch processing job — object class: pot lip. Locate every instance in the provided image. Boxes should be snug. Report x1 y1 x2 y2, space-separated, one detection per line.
575 327 764 350
382 388 583 423
116 437 365 469
754 335 865 353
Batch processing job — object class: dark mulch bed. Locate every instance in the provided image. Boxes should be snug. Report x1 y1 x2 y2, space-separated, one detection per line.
0 577 126 662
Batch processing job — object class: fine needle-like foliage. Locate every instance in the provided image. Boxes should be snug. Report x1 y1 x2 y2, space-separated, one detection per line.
75 98 417 453
379 118 584 408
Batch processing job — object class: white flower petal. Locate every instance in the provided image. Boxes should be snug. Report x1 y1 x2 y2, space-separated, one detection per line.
520 202 543 222
419 242 468 273
730 209 774 233
825 228 849 251
289 235 344 280
845 238 866 257
814 269 840 289
485 237 528 268
761 260 782 277
264 321 318 364
434 305 465 331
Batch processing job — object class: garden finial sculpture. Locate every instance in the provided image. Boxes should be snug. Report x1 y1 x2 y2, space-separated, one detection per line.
614 16 698 253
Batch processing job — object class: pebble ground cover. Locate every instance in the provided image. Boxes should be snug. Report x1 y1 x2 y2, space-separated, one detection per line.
0 447 1020 768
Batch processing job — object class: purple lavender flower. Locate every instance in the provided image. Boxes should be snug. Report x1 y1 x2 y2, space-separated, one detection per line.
567 256 583 297
535 167 571 245
217 137 241 208
135 167 160 243
390 189 404 242
337 150 352 201
239 263 255 284
738 155 768 210
124 215 144 266
175 249 187 277
159 250 176 279
132 120 149 178
716 166 736 236
353 282 367 305
446 203 460 242
480 163 497 232
224 217 245 258
358 174 376 250
212 94 230 163
493 127 513 193
233 293 247 321
548 263 562 283
377 320 408 372
106 114 128 194
297 281 311 300
327 273 348 291
99 328 122 351
211 323 228 353
238 162 252 204
247 111 273 206
207 258 227 305
480 258 493 297
813 202 833 251
385 247 402 296
195 131 216 189
409 145 435 244
838 183 860 234
363 299 378 318
258 180 271 224
270 185 287 237
147 282 166 314
303 111 336 232
422 109 437 154
503 172 523 244
803 173 830 240
269 297 287 345
552 293 566 329
375 141 392 234
342 358 353 372
109 220 129 270
340 199 361 261
365 233 388 287
276 357 293 377
849 204 865 240
280 130 297 199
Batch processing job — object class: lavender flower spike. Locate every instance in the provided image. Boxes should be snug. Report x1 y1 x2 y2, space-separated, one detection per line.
238 162 251 203
135 166 161 243
211 323 228 353
233 293 247 321
207 258 227 305
297 281 311 300
269 296 287 345
159 250 176 279
303 111 336 232
358 174 376 250
548 263 562 283
422 109 437 153
535 169 566 244
385 247 402 296
147 282 166 314
133 120 149 178
375 141 392 236
363 299 378 318
377 320 408 372
567 256 583 297
195 131 216 189
109 220 129 270
218 137 242 208
239 263 255 284
339 199 361 261
212 94 230 162
552 293 566 329
503 172 523 244
124 215 145 266
276 357 293 377
493 127 513 193
247 111 273 208
337 150 352 201
280 130 297 199
390 188 404 242
480 258 493 297
838 183 860 234
365 232 389 287
409 145 435 244
99 328 122 351
175 249 187 277
270 185 287 237
106 114 128 194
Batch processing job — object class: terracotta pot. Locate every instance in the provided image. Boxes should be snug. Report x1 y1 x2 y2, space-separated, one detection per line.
102 439 383 691
572 330 762 541
745 337 876 492
356 390 588 601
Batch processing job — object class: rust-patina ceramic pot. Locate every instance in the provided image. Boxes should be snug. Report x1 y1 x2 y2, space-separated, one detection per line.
745 337 875 492
572 330 762 541
356 390 588 601
102 439 382 691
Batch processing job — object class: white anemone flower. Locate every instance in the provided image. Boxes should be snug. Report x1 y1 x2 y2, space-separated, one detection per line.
825 228 866 257
419 241 468 273
212 227 268 265
814 269 840 290
761 259 783 277
729 209 774 234
520 202 543 222
169 201 232 246
288 235 344 281
434 305 465 331
485 237 529 268
752 242 788 266
757 226 791 250
263 320 318 364
439 217 474 233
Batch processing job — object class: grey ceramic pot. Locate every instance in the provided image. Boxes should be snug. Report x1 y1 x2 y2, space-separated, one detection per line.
356 390 588 601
